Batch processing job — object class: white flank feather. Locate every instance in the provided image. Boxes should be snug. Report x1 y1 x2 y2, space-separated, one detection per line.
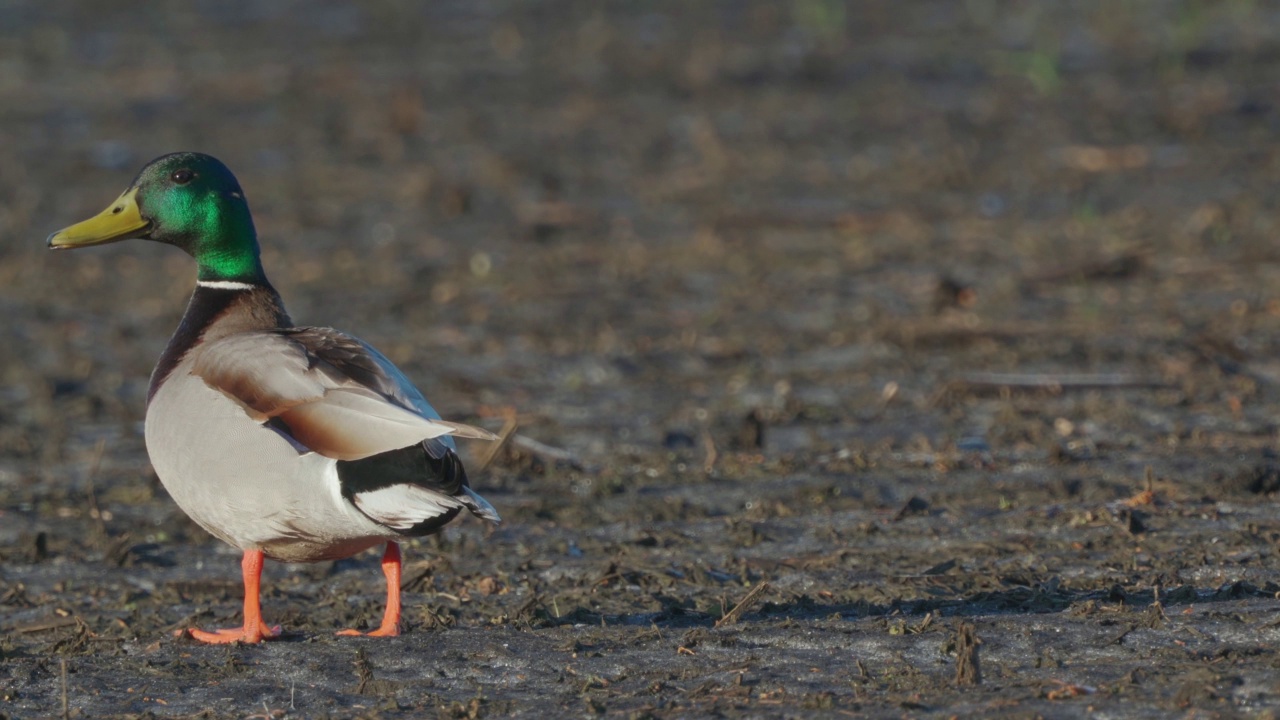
353 485 464 531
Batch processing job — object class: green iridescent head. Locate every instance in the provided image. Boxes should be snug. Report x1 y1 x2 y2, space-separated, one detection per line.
48 152 266 283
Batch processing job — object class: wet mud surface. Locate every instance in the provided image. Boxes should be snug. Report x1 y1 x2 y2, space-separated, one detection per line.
6 1 1280 717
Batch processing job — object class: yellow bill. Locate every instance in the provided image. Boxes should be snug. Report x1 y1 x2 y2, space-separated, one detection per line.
47 188 149 249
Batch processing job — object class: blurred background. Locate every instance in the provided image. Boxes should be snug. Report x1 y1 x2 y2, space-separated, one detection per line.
5 1 1280 471
7 1 1280 715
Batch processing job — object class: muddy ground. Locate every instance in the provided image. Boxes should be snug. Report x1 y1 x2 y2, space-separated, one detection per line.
5 1 1280 717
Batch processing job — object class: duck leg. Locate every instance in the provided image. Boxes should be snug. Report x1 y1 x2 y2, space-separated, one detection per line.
338 542 402 637
189 549 282 644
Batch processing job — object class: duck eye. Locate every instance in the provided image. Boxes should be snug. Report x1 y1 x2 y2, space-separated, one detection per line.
171 169 195 185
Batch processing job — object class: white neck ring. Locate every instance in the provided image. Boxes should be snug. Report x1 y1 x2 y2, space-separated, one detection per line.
197 280 257 291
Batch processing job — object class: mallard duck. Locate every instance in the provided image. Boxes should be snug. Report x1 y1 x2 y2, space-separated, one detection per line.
46 152 500 643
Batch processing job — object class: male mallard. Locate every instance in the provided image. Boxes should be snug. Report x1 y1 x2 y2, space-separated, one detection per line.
47 152 500 643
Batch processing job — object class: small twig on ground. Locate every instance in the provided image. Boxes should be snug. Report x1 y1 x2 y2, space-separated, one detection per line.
11 616 79 634
162 611 207 638
353 648 375 695
701 429 718 475
715 582 771 628
60 658 69 720
953 372 1169 391
954 622 982 686
510 434 583 469
1044 679 1095 700
476 409 519 471
714 208 886 232
1023 250 1148 285
84 438 109 536
1122 466 1158 507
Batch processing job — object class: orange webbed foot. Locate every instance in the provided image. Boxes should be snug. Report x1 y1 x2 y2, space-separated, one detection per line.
188 621 282 644
182 550 281 644
336 623 400 638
